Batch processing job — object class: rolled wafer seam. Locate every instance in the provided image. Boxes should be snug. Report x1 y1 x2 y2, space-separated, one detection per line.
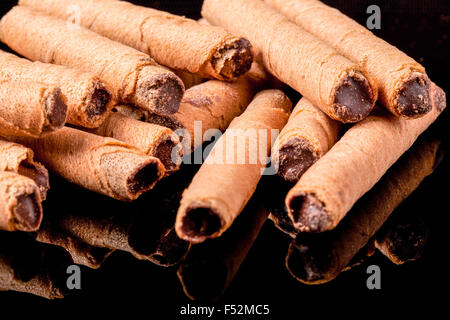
201 0 377 123
0 49 112 128
0 139 49 200
264 0 432 118
0 6 184 115
19 0 254 81
0 171 43 232
285 83 446 233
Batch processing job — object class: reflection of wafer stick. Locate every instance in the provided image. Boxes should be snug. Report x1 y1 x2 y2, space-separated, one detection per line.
0 80 67 137
0 139 49 200
0 171 43 232
265 0 432 118
10 127 165 201
0 50 111 128
178 194 268 300
176 90 291 243
0 6 184 115
286 137 442 284
89 111 182 174
202 0 377 123
20 0 254 81
286 83 446 232
272 97 340 183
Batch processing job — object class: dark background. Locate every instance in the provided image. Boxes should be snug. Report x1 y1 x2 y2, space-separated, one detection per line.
0 0 449 318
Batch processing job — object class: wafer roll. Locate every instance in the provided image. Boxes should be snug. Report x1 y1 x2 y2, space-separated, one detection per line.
202 0 377 123
176 90 291 243
286 83 446 232
0 171 43 232
265 0 432 118
0 50 111 128
9 127 165 201
173 70 205 89
0 80 67 137
286 136 442 284
90 111 183 174
0 139 49 200
20 0 254 81
272 97 340 182
0 6 184 115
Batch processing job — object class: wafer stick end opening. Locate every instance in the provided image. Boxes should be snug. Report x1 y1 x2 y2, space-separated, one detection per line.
85 85 112 121
12 193 42 232
179 207 223 243
212 38 253 81
44 88 67 131
395 73 431 117
287 193 332 233
154 138 183 173
126 159 164 197
277 138 318 183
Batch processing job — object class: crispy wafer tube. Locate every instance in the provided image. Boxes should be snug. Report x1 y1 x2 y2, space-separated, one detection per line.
143 62 275 152
286 83 446 232
0 139 49 200
20 0 253 81
286 137 442 284
265 0 432 118
0 50 112 128
0 80 67 137
0 171 43 232
176 90 291 243
272 97 340 183
173 70 205 90
202 0 377 123
89 111 182 174
177 194 268 300
9 127 165 201
0 6 184 115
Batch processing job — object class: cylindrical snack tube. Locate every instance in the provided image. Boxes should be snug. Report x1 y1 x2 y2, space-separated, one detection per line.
272 97 341 183
19 0 254 81
285 83 446 232
9 127 165 201
0 171 43 232
0 80 67 137
265 0 432 118
0 139 49 200
0 49 112 128
173 70 205 90
89 111 183 174
202 0 377 123
0 6 185 115
178 194 268 300
176 90 291 243
286 136 442 284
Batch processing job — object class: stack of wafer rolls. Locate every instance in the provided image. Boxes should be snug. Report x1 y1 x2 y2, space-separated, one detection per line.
176 90 291 243
0 6 185 115
19 0 254 81
202 0 377 123
285 84 446 233
89 111 183 174
272 97 341 183
0 80 67 138
265 0 433 118
8 127 165 201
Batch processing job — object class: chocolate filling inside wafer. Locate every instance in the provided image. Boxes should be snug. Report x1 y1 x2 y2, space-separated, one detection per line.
278 138 317 183
181 207 222 240
333 74 373 123
127 162 161 195
13 193 41 232
154 139 181 172
396 73 431 117
44 88 67 129
18 164 49 200
86 86 111 118
288 193 332 232
212 38 253 81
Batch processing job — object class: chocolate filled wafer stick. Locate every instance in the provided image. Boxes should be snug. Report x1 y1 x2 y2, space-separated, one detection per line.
0 6 184 115
0 50 111 128
0 139 49 200
89 111 183 174
202 0 377 123
20 0 254 81
178 194 268 300
272 97 340 183
176 90 291 243
0 171 43 232
265 0 432 118
0 80 67 137
286 136 442 284
9 127 165 201
173 70 205 90
286 83 446 232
